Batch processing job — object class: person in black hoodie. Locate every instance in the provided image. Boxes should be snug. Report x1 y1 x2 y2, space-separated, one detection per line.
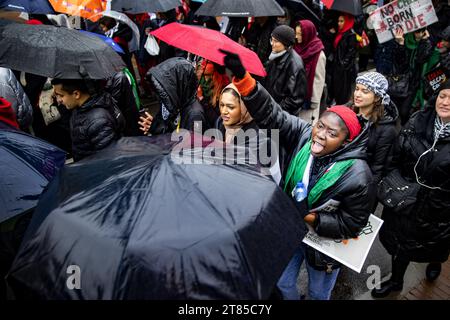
220 50 375 300
372 80 450 298
139 58 207 135
51 79 124 161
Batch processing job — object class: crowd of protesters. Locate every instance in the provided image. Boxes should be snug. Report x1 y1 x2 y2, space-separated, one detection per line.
0 0 449 300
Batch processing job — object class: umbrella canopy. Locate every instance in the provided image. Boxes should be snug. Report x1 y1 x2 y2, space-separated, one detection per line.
49 0 105 21
79 30 125 54
0 0 54 14
0 21 125 79
111 0 181 14
196 0 285 17
322 0 362 16
92 10 140 47
151 22 266 77
0 128 65 223
8 134 305 299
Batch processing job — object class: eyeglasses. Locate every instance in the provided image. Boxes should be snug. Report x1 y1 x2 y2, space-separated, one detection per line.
270 37 281 45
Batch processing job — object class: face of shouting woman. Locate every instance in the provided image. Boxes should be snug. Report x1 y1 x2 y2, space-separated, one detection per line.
310 112 349 157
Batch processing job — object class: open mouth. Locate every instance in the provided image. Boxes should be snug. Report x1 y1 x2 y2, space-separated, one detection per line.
311 140 325 154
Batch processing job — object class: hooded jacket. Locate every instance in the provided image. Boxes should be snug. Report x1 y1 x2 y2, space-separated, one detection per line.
380 107 450 262
147 58 207 135
70 92 121 161
353 101 400 183
105 70 141 136
241 82 375 240
0 67 33 129
261 48 307 116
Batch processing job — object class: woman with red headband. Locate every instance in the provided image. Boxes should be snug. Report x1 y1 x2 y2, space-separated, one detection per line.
220 50 375 300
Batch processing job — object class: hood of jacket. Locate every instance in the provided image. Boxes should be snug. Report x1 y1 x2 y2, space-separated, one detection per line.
148 57 198 120
379 100 399 125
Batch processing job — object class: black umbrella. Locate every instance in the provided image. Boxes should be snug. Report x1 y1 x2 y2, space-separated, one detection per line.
111 0 181 14
322 0 362 16
196 0 285 17
0 126 65 223
0 0 54 14
7 134 306 299
0 20 125 79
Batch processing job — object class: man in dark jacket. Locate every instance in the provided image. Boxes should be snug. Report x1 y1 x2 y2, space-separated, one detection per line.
261 25 307 116
52 79 124 161
221 51 375 300
139 58 207 135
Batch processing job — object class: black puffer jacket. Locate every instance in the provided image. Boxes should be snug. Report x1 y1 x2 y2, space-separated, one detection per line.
380 107 450 263
366 101 400 183
242 83 375 240
70 93 120 161
261 49 307 116
105 71 141 136
147 57 207 134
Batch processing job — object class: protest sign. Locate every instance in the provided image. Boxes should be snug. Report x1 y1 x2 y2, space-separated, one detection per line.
303 214 383 273
424 66 448 94
368 0 438 43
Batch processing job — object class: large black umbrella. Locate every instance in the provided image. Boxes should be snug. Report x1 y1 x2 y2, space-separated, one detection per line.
0 20 125 79
111 0 181 14
7 134 306 299
196 0 285 17
0 126 65 223
0 0 54 14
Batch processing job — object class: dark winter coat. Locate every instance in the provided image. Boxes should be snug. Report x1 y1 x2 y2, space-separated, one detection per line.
392 38 434 95
330 31 357 104
70 92 121 161
242 83 375 241
261 49 307 115
243 18 277 63
214 118 280 180
366 101 400 184
147 58 207 135
380 107 450 263
105 71 141 136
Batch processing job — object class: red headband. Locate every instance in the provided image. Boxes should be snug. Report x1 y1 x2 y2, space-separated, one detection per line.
326 105 361 141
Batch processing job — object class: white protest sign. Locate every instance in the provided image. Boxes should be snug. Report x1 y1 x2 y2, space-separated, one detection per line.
368 0 438 43
302 214 383 273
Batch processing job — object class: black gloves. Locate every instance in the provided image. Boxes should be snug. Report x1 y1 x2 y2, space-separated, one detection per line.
219 49 246 80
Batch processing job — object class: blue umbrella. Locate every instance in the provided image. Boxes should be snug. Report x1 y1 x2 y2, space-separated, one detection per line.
0 0 54 14
79 30 125 54
0 127 66 223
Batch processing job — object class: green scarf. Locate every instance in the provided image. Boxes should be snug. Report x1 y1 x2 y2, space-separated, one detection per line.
123 68 141 110
284 140 355 208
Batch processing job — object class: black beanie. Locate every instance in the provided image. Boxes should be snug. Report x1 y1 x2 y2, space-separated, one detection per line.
440 79 450 91
271 25 295 48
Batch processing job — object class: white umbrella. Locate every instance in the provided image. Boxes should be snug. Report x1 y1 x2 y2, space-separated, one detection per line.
92 10 140 51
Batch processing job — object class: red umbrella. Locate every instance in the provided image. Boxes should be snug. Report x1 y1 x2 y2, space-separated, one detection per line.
322 0 362 16
151 22 266 77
